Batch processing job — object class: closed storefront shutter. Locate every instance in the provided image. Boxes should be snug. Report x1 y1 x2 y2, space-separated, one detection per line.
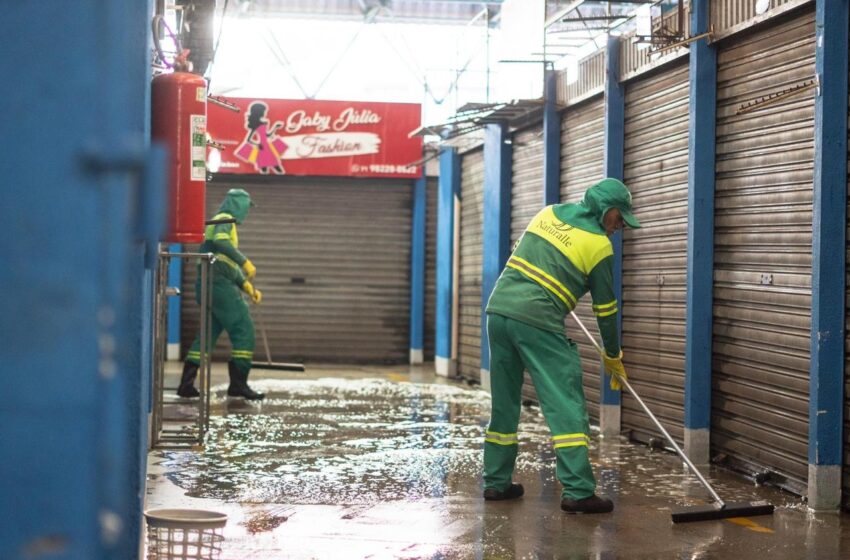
510 124 546 402
181 177 413 364
458 149 485 382
713 9 814 490
621 62 690 444
510 124 545 244
560 96 606 421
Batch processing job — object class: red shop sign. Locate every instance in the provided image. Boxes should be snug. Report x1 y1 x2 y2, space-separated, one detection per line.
208 97 422 178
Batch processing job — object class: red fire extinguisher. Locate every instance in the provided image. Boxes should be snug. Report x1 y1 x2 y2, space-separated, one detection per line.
151 70 207 243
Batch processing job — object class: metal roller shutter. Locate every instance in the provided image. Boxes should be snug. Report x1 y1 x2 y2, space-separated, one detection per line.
511 124 545 244
510 124 546 402
181 178 413 364
425 177 437 360
713 9 814 490
560 96 606 421
458 149 485 382
621 62 690 444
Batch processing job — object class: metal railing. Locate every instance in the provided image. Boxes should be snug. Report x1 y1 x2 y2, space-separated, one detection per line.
151 247 215 448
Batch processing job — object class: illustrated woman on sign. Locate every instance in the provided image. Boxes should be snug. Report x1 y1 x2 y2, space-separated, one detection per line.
235 102 287 174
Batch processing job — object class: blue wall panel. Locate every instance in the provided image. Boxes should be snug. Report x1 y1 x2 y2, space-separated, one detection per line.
0 1 160 557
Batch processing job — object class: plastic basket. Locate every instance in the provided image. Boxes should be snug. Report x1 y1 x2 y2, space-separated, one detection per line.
144 508 227 560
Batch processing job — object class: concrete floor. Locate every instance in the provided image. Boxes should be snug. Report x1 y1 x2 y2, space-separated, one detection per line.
146 362 850 559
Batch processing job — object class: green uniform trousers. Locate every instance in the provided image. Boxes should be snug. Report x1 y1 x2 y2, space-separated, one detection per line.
187 277 255 374
483 313 596 500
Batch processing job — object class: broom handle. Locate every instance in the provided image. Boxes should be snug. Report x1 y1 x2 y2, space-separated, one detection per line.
569 311 726 508
250 295 274 364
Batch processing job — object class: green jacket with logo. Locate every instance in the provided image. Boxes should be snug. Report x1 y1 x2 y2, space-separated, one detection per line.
486 179 637 356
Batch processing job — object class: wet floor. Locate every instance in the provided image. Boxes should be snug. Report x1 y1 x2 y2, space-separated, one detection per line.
146 363 850 559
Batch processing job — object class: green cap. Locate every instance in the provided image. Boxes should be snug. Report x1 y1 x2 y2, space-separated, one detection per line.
588 178 641 229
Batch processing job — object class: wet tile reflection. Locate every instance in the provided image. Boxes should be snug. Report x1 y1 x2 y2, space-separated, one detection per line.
147 374 850 559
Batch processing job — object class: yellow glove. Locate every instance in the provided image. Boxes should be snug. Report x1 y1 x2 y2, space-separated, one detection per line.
602 350 627 391
242 281 262 304
242 259 257 280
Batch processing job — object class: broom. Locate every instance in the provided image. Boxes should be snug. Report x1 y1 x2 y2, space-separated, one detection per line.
569 311 774 523
249 293 305 373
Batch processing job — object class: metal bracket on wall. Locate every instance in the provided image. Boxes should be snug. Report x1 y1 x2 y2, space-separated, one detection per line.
736 76 819 116
648 26 715 55
207 95 240 112
760 273 774 286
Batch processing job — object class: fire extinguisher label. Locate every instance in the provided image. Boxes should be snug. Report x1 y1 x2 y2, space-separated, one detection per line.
196 87 207 103
190 114 207 181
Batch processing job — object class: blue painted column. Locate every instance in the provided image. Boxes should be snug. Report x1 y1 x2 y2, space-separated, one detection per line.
809 0 848 511
683 0 717 465
436 148 460 377
600 36 625 436
409 175 427 364
480 123 513 391
543 69 562 206
167 243 183 360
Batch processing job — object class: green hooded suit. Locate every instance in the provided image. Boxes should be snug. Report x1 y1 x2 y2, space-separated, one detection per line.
483 178 640 500
186 188 256 375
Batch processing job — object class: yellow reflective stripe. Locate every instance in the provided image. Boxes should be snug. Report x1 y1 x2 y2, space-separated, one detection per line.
216 254 241 272
231 352 253 357
485 430 518 445
554 440 589 449
213 233 231 240
552 433 589 441
552 433 590 449
506 256 576 307
592 300 617 312
187 351 201 359
596 307 618 318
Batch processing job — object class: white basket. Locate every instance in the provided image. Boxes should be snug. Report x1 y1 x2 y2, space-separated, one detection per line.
144 509 227 560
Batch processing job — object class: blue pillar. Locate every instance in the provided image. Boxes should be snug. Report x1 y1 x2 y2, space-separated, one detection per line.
409 175 427 364
543 69 561 206
436 148 460 377
600 36 625 434
167 243 182 360
683 0 717 464
480 123 513 390
808 0 848 511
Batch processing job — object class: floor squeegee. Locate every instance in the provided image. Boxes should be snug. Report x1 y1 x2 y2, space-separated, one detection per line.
569 311 774 523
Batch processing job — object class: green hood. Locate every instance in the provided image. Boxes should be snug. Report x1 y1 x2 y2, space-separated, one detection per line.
555 178 641 234
218 188 253 224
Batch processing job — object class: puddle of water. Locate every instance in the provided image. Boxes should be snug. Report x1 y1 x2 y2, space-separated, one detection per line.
162 377 797 512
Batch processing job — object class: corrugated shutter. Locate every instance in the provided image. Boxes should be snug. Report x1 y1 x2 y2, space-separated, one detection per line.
713 9 814 489
510 124 545 244
458 149 485 382
424 177 437 360
511 124 545 402
621 62 690 444
181 178 412 364
559 96 606 421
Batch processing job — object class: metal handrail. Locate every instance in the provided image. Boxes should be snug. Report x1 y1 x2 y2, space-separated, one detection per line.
151 247 216 448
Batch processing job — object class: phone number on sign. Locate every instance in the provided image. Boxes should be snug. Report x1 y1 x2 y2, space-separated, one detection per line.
352 164 418 174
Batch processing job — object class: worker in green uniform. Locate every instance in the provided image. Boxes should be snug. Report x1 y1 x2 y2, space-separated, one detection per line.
483 178 640 514
177 188 265 401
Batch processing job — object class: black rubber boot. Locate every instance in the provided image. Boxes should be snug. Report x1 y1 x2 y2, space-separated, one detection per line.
483 483 524 501
227 361 265 400
176 362 200 398
561 494 614 514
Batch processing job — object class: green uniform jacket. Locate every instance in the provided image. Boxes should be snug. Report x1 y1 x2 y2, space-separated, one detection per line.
198 189 253 288
486 205 621 356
